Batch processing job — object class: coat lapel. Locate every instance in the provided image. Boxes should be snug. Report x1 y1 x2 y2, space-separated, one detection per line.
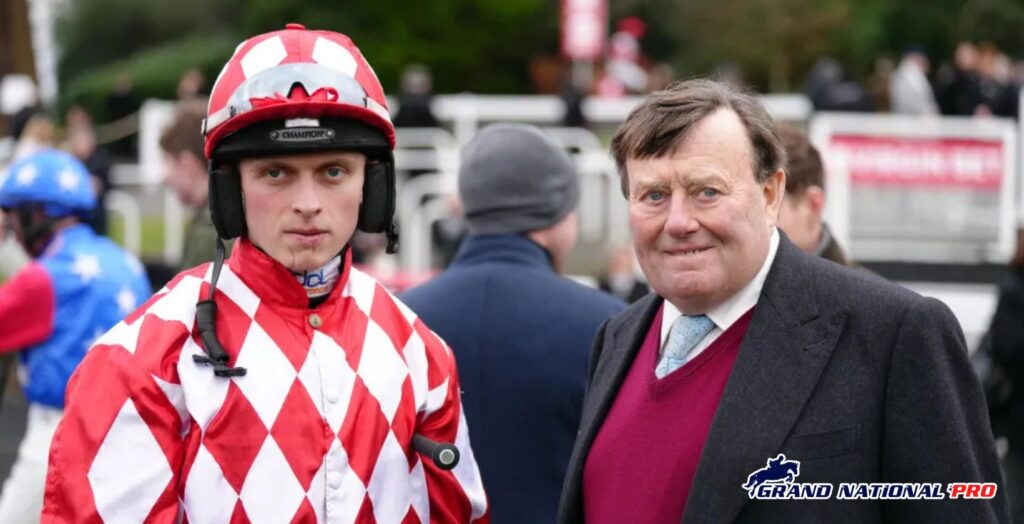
579 294 661 437
681 237 849 524
561 293 661 523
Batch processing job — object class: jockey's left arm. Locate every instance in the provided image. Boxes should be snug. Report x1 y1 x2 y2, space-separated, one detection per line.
0 263 55 351
415 323 490 523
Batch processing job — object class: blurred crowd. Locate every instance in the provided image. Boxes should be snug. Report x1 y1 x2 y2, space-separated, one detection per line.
804 41 1024 118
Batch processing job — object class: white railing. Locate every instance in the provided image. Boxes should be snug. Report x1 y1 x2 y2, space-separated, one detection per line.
430 93 814 145
104 189 142 255
396 172 457 271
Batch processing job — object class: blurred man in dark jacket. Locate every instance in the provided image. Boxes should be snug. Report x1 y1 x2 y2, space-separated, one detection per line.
987 228 1024 522
402 124 625 524
775 125 850 266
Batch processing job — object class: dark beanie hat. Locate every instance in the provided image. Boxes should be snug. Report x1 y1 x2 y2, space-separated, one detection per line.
458 123 580 234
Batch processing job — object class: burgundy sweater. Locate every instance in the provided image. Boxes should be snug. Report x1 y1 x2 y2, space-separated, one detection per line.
582 305 755 523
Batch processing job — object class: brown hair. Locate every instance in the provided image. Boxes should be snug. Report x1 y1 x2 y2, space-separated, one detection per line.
610 78 786 197
158 99 207 159
776 124 825 195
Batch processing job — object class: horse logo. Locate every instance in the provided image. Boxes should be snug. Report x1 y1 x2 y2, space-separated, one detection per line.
743 454 801 491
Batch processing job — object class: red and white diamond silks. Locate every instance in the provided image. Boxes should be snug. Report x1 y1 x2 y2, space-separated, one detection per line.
42 239 489 523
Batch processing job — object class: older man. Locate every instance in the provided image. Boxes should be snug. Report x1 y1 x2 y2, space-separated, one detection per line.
558 79 1007 523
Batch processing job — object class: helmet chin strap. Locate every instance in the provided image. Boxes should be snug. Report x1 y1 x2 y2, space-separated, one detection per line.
385 223 398 254
192 238 247 378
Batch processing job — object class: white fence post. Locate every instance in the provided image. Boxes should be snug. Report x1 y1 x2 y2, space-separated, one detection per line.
105 189 142 255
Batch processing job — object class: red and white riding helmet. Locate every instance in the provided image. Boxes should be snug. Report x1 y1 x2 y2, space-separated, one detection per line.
203 23 395 159
202 24 398 247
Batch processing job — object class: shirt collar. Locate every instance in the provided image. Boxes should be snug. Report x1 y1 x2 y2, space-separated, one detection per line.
226 237 352 309
291 254 342 299
661 228 780 344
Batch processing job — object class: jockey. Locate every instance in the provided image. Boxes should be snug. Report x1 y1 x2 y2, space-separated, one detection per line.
0 149 151 523
42 24 488 523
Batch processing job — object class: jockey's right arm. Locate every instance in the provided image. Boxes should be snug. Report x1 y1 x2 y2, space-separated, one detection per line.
42 321 188 522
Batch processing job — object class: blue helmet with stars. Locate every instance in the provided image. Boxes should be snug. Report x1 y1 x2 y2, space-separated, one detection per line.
0 148 96 217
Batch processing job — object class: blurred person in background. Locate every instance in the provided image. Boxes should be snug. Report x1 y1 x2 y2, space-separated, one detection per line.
1011 60 1024 118
393 64 439 129
596 17 649 98
866 56 895 112
0 149 150 523
43 25 487 522
976 43 1017 118
936 42 982 116
402 123 624 524
889 48 940 115
65 105 112 235
605 17 648 95
560 68 587 128
176 68 206 101
392 63 463 266
0 78 46 283
432 194 469 267
985 227 1024 522
11 113 56 161
158 99 230 269
2 75 42 144
775 125 850 266
803 57 874 112
1 113 57 282
598 243 649 303
104 72 141 159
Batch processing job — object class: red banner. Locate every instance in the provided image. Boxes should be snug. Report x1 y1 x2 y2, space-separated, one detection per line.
829 135 1004 190
561 0 606 60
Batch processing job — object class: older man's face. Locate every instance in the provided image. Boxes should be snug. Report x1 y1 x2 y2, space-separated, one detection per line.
626 108 785 314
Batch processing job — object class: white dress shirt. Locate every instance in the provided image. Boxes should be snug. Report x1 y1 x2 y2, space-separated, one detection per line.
660 228 780 363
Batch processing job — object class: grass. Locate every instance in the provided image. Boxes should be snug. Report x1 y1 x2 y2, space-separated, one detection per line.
106 215 173 260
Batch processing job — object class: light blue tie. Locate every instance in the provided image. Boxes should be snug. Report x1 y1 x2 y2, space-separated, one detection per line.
656 314 716 379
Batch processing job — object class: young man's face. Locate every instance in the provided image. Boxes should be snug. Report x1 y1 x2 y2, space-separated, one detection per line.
239 150 365 272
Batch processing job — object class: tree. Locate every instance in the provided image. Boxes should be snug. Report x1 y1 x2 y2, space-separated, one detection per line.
56 0 559 120
238 0 558 93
